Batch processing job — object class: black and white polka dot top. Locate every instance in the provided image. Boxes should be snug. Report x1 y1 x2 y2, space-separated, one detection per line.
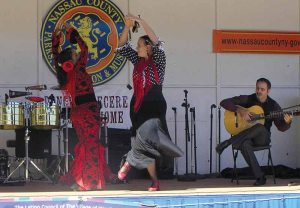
117 41 166 85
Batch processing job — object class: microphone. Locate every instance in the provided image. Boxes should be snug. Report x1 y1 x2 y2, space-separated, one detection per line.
172 107 177 112
211 104 217 109
25 84 47 91
9 90 32 98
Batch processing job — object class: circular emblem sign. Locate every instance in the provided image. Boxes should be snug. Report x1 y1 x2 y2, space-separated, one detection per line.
41 0 126 86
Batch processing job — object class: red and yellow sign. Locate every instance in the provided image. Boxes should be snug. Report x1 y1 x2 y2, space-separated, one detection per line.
41 0 126 86
213 30 300 54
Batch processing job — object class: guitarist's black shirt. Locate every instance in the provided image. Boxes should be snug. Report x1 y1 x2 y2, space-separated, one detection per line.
220 93 291 132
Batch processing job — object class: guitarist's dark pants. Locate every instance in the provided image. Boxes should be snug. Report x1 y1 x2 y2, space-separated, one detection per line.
230 124 271 179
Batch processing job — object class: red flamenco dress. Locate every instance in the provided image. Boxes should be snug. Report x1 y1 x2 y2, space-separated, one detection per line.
52 27 112 190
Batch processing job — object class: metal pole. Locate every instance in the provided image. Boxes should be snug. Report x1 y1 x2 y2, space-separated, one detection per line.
218 106 221 173
58 128 61 174
190 109 194 174
210 104 216 174
103 117 109 165
182 90 190 175
24 128 30 182
192 108 197 176
64 97 70 173
171 107 178 177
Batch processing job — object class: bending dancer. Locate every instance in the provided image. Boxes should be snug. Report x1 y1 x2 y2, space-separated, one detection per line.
52 23 115 191
116 14 183 191
216 78 293 185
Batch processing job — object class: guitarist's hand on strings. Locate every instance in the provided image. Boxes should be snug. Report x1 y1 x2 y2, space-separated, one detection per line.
236 106 252 121
283 114 293 124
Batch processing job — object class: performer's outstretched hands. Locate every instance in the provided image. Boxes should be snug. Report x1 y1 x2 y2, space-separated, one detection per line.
124 15 135 28
126 13 140 20
118 13 159 47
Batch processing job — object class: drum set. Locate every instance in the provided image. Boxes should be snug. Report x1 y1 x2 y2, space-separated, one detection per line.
1 85 66 183
0 85 110 184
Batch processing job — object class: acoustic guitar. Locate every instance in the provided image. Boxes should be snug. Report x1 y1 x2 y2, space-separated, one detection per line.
224 105 299 135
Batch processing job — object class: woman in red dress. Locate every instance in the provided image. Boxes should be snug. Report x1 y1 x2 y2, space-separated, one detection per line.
52 23 114 191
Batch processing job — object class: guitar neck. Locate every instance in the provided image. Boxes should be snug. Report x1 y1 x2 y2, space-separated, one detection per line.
259 109 298 120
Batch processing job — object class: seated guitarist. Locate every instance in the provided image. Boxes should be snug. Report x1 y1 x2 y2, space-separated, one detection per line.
216 78 293 185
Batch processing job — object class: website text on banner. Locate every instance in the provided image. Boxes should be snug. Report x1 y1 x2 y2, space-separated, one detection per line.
213 30 300 54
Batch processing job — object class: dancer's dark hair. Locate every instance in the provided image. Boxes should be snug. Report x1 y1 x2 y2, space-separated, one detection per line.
56 48 72 87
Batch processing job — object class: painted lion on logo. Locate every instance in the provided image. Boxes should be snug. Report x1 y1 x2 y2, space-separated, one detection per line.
70 16 101 60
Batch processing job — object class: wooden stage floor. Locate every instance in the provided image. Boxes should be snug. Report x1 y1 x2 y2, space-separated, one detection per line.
1 177 300 198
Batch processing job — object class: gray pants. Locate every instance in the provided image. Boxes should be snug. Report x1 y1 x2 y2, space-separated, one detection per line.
126 118 183 169
231 124 271 179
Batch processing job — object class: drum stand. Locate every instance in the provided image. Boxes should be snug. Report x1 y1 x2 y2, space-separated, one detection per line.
4 127 53 183
48 125 65 179
4 103 53 183
48 105 73 179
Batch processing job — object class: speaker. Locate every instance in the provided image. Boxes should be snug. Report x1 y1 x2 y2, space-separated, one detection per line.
0 149 8 182
104 128 131 173
15 128 52 159
104 128 156 180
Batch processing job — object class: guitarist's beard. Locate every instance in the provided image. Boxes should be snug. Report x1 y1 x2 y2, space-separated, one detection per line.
256 93 267 103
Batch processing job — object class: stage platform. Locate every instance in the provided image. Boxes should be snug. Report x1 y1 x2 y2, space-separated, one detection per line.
1 177 300 207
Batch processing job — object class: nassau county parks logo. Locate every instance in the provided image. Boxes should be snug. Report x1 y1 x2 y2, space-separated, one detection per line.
41 0 126 86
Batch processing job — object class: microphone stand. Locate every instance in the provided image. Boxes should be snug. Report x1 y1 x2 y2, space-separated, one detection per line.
218 106 221 174
171 107 178 177
183 90 190 175
101 116 109 165
177 90 196 181
190 107 197 177
209 104 216 174
48 95 65 179
63 96 72 173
